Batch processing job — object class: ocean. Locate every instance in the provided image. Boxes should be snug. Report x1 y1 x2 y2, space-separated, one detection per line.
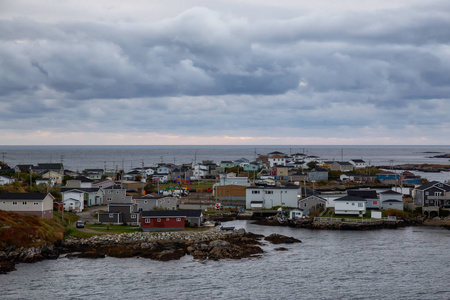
1 145 450 172
2 221 450 300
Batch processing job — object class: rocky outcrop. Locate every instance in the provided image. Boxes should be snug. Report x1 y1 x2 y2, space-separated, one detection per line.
264 234 301 244
0 243 60 274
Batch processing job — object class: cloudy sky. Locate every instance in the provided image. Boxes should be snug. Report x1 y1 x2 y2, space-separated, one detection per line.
1 0 449 145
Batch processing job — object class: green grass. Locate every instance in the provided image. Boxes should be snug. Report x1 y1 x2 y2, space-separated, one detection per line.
66 228 99 237
86 224 142 233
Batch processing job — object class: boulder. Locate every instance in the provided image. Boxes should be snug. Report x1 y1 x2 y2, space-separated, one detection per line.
264 233 301 244
0 261 16 274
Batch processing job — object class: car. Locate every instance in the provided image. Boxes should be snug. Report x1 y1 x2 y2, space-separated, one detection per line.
76 221 85 228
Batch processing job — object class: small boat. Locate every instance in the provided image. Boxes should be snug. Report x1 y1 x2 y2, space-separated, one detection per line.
220 226 235 231
203 221 215 227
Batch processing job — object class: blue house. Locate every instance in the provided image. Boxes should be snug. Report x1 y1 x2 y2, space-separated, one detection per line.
243 164 259 171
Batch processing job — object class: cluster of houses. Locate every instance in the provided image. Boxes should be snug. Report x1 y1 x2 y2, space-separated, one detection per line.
0 152 448 227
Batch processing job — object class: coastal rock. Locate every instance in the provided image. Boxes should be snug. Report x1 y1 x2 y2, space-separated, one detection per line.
264 234 301 244
0 261 16 274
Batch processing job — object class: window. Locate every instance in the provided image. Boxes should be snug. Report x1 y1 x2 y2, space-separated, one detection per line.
358 203 363 207
176 218 181 222
265 191 273 194
304 203 307 207
22 201 27 205
145 218 150 223
108 190 111 194
252 191 260 194
352 203 355 206
166 218 170 221
12 201 17 205
435 192 442 196
116 191 119 194
107 197 112 201
144 200 148 204
33 202 39 205
109 214 114 218
425 191 429 196
131 214 136 219
157 218 161 222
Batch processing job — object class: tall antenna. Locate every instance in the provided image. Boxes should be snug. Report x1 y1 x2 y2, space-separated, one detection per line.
121 158 124 189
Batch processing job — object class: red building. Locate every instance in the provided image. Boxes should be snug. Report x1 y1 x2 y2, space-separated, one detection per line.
140 211 185 231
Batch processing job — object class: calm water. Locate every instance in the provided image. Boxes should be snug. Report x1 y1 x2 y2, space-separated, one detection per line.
1 145 450 172
2 221 450 300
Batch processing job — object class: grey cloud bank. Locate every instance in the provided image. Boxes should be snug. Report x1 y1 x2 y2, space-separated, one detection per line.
0 1 449 145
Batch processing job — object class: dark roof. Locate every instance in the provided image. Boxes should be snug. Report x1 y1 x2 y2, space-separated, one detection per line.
334 195 366 202
350 159 366 163
61 188 102 193
108 203 134 206
178 209 202 217
70 176 93 182
0 192 48 200
299 195 327 202
347 189 377 199
141 210 187 217
415 181 450 191
335 161 353 166
250 201 264 203
383 199 402 203
380 190 402 195
36 163 63 169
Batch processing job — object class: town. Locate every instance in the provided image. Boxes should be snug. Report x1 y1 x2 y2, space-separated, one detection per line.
1 150 449 233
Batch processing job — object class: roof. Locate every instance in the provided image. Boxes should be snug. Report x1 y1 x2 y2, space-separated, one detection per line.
347 189 377 199
61 188 102 193
246 185 299 190
70 176 93 182
350 159 366 163
108 203 134 206
269 154 285 159
141 210 187 217
178 209 202 217
383 199 402 203
380 190 402 195
415 181 450 191
36 163 63 169
334 161 353 166
0 192 48 200
299 195 327 202
250 201 264 203
334 195 366 202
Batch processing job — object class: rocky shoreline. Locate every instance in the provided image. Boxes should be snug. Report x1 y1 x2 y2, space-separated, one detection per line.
0 228 300 275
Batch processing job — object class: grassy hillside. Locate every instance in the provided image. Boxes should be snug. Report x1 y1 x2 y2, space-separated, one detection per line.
0 211 70 249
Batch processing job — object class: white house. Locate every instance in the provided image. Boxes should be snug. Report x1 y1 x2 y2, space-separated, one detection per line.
63 198 82 212
219 174 249 186
349 159 368 169
334 195 366 216
61 188 104 210
380 190 404 210
246 185 299 209
0 175 15 185
0 192 54 219
268 155 286 167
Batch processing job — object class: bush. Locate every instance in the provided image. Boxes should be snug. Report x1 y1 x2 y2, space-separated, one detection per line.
439 208 450 218
384 209 410 219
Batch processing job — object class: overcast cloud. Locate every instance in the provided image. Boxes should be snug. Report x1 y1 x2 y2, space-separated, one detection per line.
0 0 449 145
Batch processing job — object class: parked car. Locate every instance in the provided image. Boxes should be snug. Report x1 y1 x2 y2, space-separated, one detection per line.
76 221 85 228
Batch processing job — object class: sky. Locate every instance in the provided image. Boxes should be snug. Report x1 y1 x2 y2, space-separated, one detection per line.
1 0 449 145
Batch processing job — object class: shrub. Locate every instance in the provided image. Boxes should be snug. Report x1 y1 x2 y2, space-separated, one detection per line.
384 209 410 219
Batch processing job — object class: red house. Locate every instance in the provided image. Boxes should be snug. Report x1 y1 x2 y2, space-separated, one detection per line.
140 211 185 231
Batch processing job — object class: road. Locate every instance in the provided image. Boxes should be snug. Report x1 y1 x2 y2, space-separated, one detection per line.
73 205 108 234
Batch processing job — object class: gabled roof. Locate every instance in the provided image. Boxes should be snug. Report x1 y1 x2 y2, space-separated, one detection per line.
383 199 402 203
61 188 102 193
0 192 49 200
299 195 327 202
141 210 187 217
350 159 366 163
415 181 450 191
178 209 202 217
334 161 353 166
269 154 285 159
36 163 63 169
380 190 402 195
334 195 366 202
70 176 93 182
347 189 377 199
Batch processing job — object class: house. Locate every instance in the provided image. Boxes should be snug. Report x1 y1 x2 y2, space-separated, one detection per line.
268 155 286 167
157 165 171 174
334 195 366 216
61 187 104 209
14 164 35 173
376 172 400 184
347 189 379 209
36 178 56 186
104 186 132 204
349 159 367 169
134 196 178 211
234 158 250 167
92 178 116 189
179 209 203 227
340 174 375 183
220 161 235 169
330 161 354 172
307 168 329 182
400 171 421 185
98 203 139 225
243 164 259 171
412 181 450 207
246 185 299 209
63 198 82 212
213 184 247 201
298 195 327 215
140 210 186 231
274 166 289 180
34 163 64 175
0 175 15 185
0 192 54 219
152 173 170 184
290 172 307 182
65 176 93 188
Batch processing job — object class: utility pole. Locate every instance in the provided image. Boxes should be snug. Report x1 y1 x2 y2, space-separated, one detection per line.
121 158 124 189
141 161 145 195
1 152 6 164
29 166 32 188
